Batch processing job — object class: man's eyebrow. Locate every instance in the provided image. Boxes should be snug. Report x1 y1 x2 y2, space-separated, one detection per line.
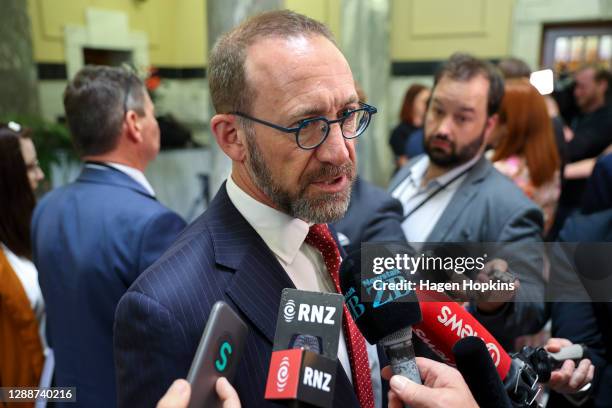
292 106 327 119
458 106 476 113
432 98 476 114
290 96 360 120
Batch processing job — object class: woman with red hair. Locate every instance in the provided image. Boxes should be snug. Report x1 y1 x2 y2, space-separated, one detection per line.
491 79 561 234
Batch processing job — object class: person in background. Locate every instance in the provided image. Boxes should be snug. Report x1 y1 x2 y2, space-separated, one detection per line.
114 10 385 408
0 122 46 400
553 65 612 237
490 78 561 234
31 66 186 408
389 84 430 170
389 53 546 351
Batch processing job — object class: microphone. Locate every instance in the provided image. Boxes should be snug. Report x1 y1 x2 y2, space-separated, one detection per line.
339 249 423 385
412 289 511 375
453 336 513 408
412 290 544 406
415 289 587 407
265 288 344 408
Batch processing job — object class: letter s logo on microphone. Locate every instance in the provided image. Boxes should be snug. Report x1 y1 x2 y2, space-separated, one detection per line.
215 341 233 372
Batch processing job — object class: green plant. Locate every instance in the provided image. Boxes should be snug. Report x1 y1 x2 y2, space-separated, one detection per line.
1 115 76 177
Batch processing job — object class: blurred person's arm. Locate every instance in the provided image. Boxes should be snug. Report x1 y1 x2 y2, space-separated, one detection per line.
564 158 596 179
564 144 612 180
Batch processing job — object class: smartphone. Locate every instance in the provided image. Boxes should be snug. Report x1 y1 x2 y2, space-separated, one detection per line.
187 301 249 408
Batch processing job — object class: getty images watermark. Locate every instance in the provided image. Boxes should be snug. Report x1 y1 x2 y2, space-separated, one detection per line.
358 242 612 303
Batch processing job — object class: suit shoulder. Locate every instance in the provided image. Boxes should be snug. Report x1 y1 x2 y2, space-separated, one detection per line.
480 164 540 211
130 217 222 297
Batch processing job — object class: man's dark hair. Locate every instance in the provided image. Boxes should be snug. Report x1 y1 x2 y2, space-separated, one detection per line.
0 124 36 259
594 68 612 84
498 57 532 79
434 52 505 117
63 65 146 156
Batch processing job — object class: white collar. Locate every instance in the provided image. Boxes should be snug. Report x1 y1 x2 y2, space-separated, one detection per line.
408 153 481 190
226 176 310 265
86 162 155 196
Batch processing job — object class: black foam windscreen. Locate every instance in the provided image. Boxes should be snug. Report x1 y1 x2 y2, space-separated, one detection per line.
574 242 612 301
453 336 513 408
339 248 421 344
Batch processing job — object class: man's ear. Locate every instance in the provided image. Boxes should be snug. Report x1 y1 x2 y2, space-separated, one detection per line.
598 79 608 96
210 114 247 161
124 111 143 144
483 113 499 141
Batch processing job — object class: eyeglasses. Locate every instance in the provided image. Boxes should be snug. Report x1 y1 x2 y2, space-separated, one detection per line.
232 102 377 150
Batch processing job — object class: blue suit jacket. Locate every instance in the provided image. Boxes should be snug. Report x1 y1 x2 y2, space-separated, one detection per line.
114 183 387 408
31 166 186 408
333 177 406 255
581 153 612 214
549 210 612 407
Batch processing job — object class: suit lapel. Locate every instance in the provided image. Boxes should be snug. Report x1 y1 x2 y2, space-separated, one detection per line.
207 186 363 406
204 185 295 343
427 157 491 241
226 243 296 343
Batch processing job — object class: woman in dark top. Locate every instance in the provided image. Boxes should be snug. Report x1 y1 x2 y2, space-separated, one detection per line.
389 84 430 170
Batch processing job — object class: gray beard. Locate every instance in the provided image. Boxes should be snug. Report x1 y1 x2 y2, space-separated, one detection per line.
244 131 354 224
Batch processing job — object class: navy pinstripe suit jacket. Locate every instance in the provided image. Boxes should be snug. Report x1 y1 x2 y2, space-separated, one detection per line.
114 183 385 407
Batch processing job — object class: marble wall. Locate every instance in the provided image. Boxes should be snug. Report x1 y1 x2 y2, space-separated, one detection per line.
0 0 39 117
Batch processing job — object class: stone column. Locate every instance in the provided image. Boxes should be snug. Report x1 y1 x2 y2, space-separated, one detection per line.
0 0 39 117
207 0 282 197
340 0 392 187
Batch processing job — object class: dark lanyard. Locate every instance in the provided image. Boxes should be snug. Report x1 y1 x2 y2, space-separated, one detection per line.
401 165 473 221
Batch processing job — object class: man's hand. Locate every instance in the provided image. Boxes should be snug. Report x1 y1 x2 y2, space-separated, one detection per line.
475 258 519 313
545 338 594 394
156 379 190 408
156 377 241 408
382 357 478 408
216 377 242 408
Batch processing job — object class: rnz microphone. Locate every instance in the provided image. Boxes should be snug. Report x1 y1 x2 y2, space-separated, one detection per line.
265 289 344 408
453 336 513 408
339 249 423 385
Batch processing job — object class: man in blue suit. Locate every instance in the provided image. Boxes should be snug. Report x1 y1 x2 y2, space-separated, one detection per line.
114 10 387 408
31 66 186 408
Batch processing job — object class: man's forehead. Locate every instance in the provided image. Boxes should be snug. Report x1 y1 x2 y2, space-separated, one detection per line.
244 34 355 110
432 75 489 110
576 68 596 81
245 34 345 75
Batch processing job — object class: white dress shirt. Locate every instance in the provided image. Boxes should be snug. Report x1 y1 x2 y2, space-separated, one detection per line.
391 155 480 246
226 176 382 408
85 162 156 197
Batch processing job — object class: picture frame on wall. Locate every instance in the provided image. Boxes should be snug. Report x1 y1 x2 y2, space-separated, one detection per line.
541 21 612 76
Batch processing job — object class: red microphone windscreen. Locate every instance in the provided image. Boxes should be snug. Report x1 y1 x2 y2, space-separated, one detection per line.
412 290 512 380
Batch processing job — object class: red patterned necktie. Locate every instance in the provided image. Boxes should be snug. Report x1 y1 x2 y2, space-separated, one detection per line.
305 224 375 408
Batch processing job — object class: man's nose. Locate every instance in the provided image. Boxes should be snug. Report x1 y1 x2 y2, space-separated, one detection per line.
435 114 453 136
315 122 351 165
